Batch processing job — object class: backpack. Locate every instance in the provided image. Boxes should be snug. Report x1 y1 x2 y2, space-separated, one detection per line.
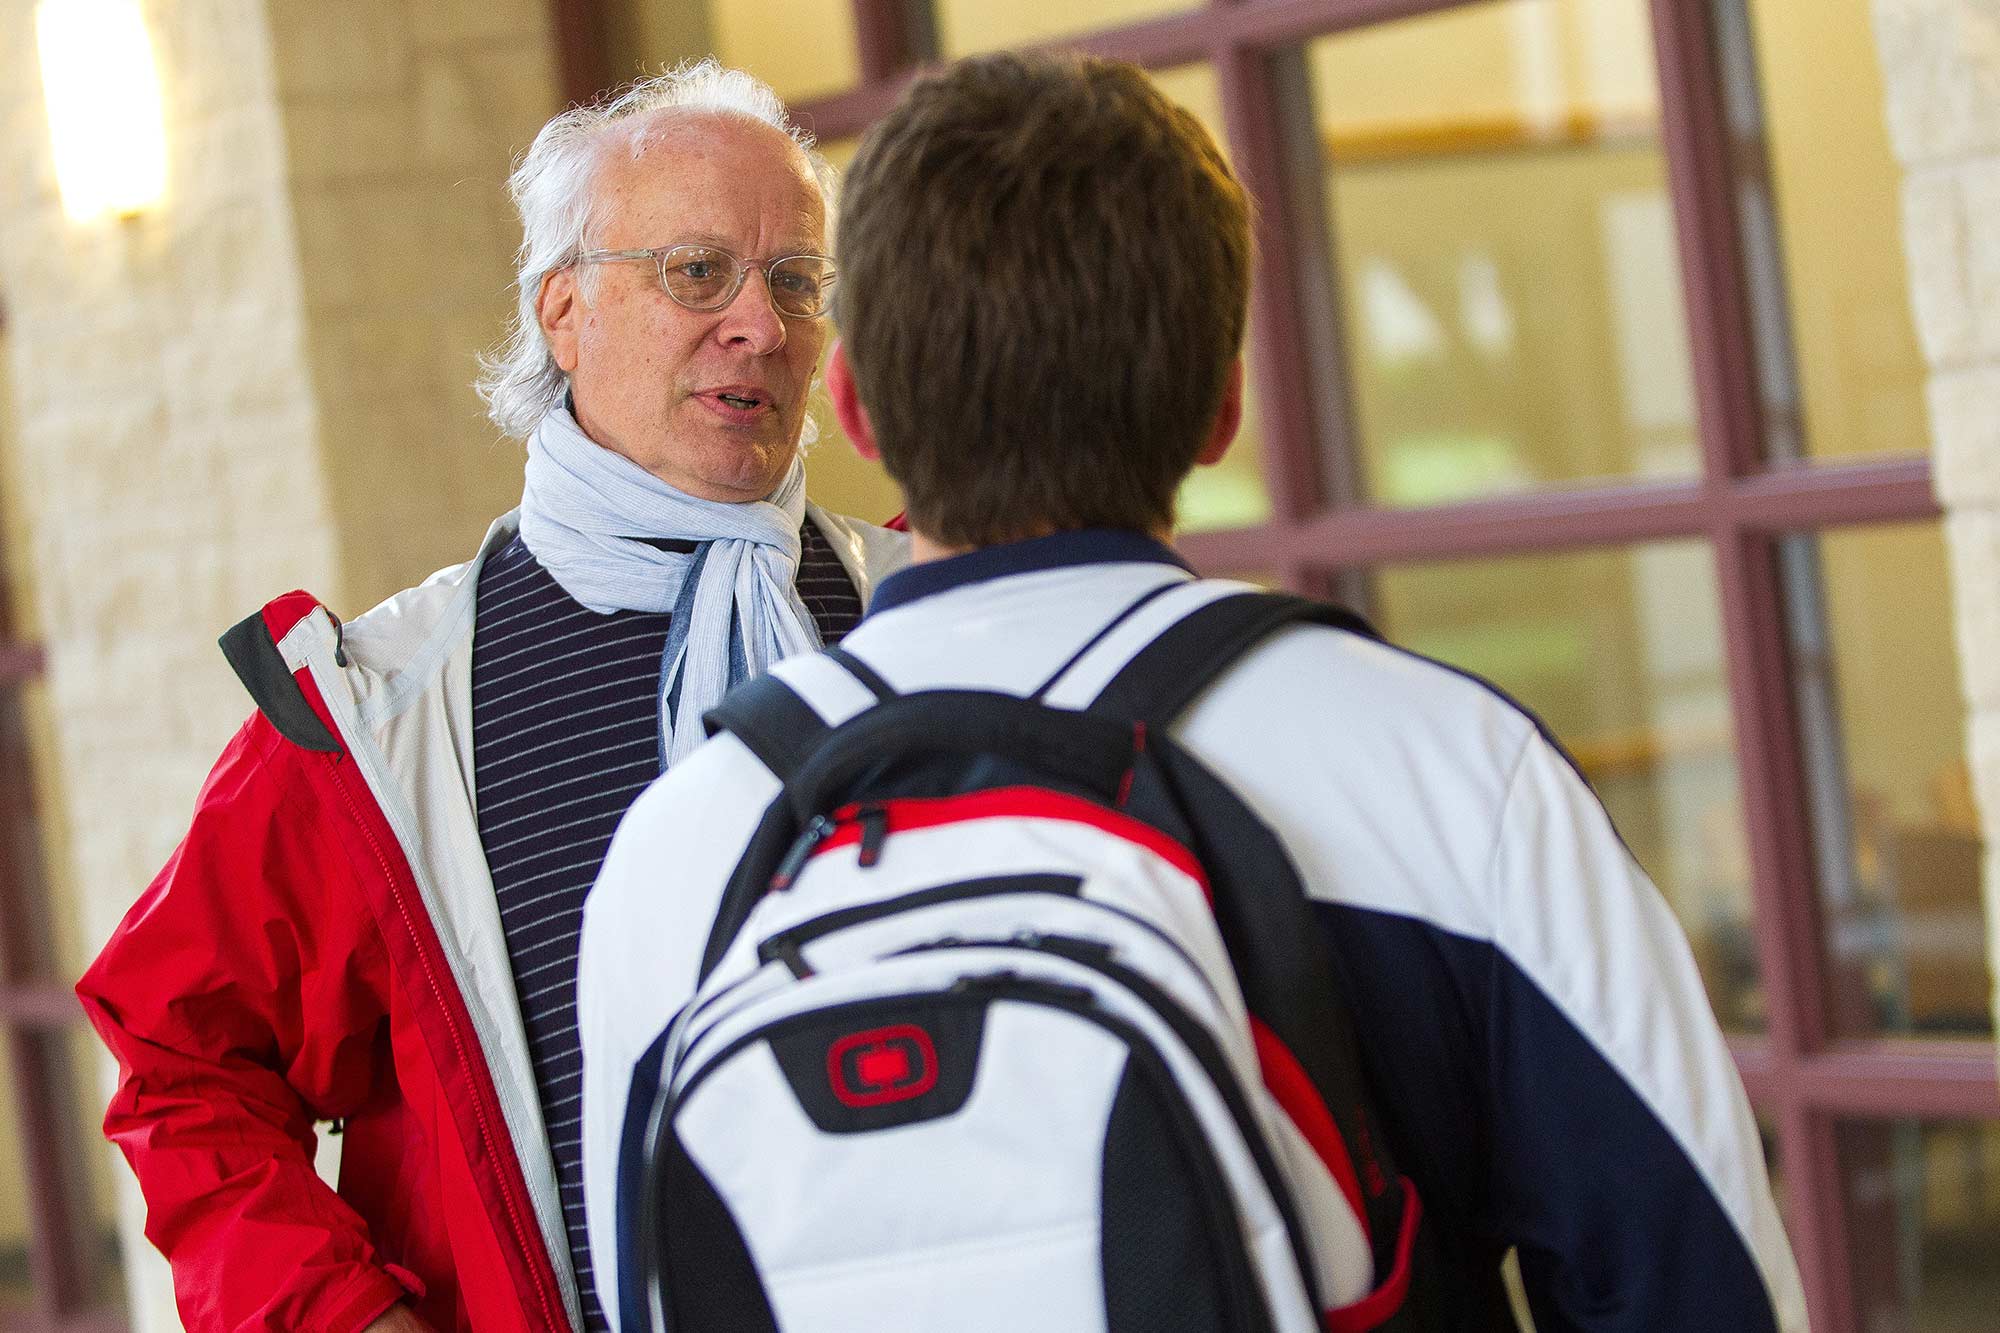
618 587 1427 1332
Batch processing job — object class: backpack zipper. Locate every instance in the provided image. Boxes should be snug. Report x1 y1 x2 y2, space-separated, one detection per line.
754 871 1220 1007
908 934 1324 1314
754 872 1083 979
660 978 1274 1333
770 814 836 890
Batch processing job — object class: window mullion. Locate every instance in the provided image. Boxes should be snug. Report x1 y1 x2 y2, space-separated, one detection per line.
1650 0 1770 484
8 1031 91 1318
1215 43 1326 528
1715 528 1851 1333
851 0 932 82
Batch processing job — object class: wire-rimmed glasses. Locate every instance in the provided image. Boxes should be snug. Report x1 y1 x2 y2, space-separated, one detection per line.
572 243 837 319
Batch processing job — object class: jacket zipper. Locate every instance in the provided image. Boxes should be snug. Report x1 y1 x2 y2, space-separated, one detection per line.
326 756 573 1333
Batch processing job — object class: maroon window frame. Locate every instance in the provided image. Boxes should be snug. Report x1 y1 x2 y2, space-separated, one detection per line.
0 302 122 1333
556 3 2000 1330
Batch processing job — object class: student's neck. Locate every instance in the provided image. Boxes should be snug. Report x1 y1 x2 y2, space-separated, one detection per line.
908 531 976 565
907 525 1174 565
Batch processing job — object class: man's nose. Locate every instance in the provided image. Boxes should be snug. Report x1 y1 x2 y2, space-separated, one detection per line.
715 267 786 353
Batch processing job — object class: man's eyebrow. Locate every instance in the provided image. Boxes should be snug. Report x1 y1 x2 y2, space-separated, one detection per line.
653 232 826 255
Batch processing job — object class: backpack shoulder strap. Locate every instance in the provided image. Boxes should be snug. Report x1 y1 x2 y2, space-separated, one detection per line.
702 674 834 782
1085 589 1377 727
824 645 894 701
702 645 899 782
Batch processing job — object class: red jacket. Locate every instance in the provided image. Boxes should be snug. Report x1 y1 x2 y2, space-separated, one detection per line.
78 510 903 1332
78 578 577 1332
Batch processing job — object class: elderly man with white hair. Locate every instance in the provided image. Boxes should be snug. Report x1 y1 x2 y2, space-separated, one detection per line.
77 64 904 1333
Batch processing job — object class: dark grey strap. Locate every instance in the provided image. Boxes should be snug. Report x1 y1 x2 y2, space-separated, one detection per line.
824 646 895 701
1085 591 1377 728
702 674 832 781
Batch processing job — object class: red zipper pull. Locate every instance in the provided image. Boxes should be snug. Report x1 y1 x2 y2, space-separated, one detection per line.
857 804 889 868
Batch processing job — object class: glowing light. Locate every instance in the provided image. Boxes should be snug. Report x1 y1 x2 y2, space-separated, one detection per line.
36 0 168 221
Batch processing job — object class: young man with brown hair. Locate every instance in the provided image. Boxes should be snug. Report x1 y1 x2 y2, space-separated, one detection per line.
582 52 1805 1331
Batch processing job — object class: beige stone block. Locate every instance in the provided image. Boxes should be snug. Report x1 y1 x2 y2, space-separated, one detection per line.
308 311 444 402
0 66 56 207
176 104 290 207
1972 709 2000 844
419 40 561 166
211 402 330 524
266 0 414 100
289 176 516 316
291 182 432 310
416 57 492 171
1929 367 2000 504
282 94 414 183
152 0 282 122
1902 167 1976 366
411 0 552 50
1873 0 2000 164
415 53 559 176
435 304 515 408
1947 510 2000 709
1961 159 2000 360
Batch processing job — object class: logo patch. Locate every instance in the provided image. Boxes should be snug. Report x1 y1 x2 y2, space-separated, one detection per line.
828 1024 938 1108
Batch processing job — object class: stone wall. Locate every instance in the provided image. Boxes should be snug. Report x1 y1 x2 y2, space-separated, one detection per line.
0 1 340 1324
0 0 561 1326
267 0 561 615
1871 0 2000 1036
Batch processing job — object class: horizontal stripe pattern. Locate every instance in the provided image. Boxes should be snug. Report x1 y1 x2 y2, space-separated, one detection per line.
475 521 860 1330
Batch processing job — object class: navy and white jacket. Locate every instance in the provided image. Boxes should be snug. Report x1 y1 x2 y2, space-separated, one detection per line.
579 530 1806 1332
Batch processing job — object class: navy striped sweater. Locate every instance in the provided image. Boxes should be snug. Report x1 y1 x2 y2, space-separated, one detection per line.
472 522 861 1330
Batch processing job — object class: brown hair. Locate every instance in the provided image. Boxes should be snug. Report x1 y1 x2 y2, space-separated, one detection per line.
836 52 1252 545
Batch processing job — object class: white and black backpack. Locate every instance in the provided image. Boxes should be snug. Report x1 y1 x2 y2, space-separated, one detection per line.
617 588 1429 1332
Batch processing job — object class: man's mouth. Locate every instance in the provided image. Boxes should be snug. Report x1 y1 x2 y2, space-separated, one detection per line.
703 387 769 411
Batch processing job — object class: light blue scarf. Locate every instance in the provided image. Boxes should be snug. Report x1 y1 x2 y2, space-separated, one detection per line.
517 406 821 766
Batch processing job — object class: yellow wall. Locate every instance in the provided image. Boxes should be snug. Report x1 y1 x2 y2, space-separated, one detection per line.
708 0 859 104
935 0 1187 56
1749 0 1929 459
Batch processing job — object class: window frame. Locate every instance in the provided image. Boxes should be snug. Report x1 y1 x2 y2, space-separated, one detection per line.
569 3 1998 1330
0 401 118 1330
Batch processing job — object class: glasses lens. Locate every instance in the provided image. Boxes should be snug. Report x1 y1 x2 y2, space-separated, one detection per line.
659 246 740 309
768 257 836 317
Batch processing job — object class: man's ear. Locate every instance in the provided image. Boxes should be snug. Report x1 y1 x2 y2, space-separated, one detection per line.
537 266 582 373
826 341 881 461
1194 358 1244 467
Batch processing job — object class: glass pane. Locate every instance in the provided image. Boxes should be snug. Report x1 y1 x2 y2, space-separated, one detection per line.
0 1032 128 1316
934 0 1194 57
1839 1119 2000 1333
1370 541 1761 1030
1307 0 1703 507
67 1028 127 1313
805 136 907 526
1760 1116 1788 1228
0 1043 32 1310
702 0 859 105
1787 523 1989 1038
1143 64 1273 535
1731 0 1930 461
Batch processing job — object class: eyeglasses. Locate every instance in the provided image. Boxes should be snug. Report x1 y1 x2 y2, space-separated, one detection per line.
571 244 837 319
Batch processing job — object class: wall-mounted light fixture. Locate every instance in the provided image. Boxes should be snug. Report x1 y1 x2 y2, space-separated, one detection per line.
36 0 168 221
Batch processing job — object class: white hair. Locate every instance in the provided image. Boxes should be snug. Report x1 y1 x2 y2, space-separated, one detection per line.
476 60 837 440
